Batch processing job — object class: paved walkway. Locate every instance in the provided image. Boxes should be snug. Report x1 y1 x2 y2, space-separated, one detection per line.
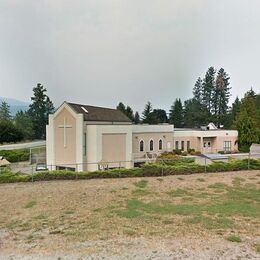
0 141 46 150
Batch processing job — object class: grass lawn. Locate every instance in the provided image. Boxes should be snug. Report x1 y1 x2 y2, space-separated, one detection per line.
0 170 259 256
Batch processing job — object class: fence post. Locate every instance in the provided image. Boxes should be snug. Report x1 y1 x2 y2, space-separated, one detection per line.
31 166 34 182
204 157 207 173
248 152 251 170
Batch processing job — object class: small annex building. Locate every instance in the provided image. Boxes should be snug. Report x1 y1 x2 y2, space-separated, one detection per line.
46 102 238 172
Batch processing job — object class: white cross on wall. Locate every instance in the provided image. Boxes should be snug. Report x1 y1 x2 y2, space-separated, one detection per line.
58 118 72 148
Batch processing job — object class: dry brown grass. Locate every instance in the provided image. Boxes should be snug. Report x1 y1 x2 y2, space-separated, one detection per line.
0 170 259 255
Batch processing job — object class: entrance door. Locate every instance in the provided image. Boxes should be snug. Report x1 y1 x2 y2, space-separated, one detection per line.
203 141 212 153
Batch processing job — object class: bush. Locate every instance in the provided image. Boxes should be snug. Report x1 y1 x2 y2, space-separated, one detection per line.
0 149 30 162
156 156 195 166
0 170 30 183
181 151 188 156
0 120 23 143
0 158 260 184
187 148 195 154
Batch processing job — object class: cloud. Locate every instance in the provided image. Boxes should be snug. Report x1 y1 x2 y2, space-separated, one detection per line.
0 0 259 112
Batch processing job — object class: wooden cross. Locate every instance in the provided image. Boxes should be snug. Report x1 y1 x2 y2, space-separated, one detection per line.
58 118 72 148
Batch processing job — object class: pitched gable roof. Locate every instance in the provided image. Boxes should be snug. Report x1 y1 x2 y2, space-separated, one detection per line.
67 102 132 123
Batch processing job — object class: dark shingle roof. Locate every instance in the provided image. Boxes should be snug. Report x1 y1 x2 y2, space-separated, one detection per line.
67 102 131 123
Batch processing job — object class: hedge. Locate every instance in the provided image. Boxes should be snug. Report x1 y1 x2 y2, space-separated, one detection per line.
0 149 30 162
0 158 259 184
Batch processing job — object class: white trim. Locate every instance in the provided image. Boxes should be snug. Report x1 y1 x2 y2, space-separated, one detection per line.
52 102 78 120
133 125 174 133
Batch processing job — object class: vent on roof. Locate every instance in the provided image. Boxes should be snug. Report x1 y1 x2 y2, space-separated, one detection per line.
81 106 88 113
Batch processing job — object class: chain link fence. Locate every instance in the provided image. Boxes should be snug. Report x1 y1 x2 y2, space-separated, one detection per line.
5 152 260 180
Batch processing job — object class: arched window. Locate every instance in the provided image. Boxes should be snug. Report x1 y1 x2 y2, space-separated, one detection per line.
150 140 154 151
159 139 163 150
139 140 144 152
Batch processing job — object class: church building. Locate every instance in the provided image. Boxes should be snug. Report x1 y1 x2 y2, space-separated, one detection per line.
46 102 238 172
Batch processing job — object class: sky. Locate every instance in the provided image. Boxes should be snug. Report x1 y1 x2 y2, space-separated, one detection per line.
0 0 260 113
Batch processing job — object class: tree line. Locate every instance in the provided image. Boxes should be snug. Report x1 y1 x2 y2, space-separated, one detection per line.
0 67 259 152
0 83 54 143
117 67 260 152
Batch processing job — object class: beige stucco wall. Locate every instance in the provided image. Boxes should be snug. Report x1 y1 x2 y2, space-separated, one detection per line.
102 134 126 167
54 107 77 166
86 124 133 171
173 130 238 153
173 136 200 151
132 132 173 156
47 103 84 171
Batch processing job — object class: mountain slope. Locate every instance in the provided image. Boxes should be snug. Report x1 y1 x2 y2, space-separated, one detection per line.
0 97 30 116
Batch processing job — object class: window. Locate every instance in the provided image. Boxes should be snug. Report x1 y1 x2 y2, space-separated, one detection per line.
175 141 179 150
158 139 163 150
83 133 87 156
187 141 190 150
208 142 211 147
150 140 154 151
139 140 144 152
223 141 231 152
181 141 185 151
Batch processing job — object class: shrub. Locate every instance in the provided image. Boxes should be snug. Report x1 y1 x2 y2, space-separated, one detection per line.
175 149 182 155
0 120 23 143
156 154 195 165
0 170 30 183
181 151 188 156
187 148 195 154
0 149 30 162
0 158 260 184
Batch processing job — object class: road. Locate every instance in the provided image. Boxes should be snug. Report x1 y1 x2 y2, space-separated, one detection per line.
0 140 46 150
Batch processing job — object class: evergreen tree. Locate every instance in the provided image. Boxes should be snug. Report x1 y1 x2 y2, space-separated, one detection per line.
0 101 11 121
116 102 135 122
225 97 241 128
125 106 134 122
169 98 183 127
14 110 34 140
116 102 126 113
134 112 140 124
246 87 256 98
212 68 231 127
0 120 23 143
183 98 210 128
193 77 203 103
235 92 260 152
202 66 216 114
142 101 153 123
150 109 168 124
28 83 54 139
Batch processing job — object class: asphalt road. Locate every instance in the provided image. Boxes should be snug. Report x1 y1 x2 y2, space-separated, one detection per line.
0 141 46 150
